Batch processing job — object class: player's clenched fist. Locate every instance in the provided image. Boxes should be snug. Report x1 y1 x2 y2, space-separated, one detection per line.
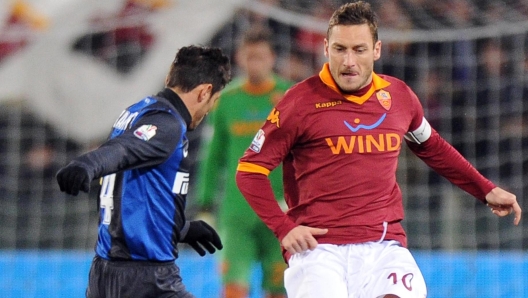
281 225 328 255
485 186 522 225
56 161 93 196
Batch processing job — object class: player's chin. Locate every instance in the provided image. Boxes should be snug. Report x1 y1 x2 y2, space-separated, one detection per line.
337 78 362 93
338 83 361 94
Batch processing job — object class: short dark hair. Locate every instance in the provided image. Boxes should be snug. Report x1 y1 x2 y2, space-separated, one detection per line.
166 45 231 94
327 1 378 43
239 25 275 49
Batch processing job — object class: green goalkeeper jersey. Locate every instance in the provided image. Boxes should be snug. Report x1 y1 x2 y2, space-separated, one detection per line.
196 75 293 224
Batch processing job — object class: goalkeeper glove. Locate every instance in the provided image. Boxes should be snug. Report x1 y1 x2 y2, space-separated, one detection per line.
56 161 93 196
180 220 222 256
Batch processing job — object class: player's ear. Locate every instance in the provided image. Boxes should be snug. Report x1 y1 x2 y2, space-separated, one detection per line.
198 84 213 102
373 40 382 61
324 38 329 58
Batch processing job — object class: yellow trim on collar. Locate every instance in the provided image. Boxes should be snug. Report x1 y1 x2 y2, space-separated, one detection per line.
318 63 391 105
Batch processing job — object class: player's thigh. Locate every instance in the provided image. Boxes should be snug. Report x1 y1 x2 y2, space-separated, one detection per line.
366 244 427 298
87 257 194 298
284 245 348 298
220 220 256 285
86 257 104 298
257 222 287 293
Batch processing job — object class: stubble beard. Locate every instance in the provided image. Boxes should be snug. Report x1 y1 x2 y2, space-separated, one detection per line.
338 74 369 94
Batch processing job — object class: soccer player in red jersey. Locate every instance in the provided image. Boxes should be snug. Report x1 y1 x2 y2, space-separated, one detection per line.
235 2 522 297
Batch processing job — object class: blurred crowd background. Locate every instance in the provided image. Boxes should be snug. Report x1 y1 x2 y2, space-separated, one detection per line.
0 0 527 253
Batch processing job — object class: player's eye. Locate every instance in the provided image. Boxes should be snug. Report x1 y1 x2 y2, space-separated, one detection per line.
355 47 366 53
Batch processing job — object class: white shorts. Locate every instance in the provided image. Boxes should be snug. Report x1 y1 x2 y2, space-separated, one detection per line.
284 240 427 298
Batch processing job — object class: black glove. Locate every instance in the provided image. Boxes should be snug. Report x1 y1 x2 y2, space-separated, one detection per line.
181 220 223 257
56 161 93 196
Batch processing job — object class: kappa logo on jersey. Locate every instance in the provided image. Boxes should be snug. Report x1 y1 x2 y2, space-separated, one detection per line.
133 124 157 141
315 100 342 108
250 129 266 153
376 90 392 111
267 108 280 128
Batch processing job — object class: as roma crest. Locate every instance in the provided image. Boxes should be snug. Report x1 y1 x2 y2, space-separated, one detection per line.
376 90 392 111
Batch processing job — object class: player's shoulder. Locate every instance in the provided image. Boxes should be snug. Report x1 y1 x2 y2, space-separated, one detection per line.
377 73 412 90
283 75 321 99
123 95 163 114
376 74 420 108
128 95 185 126
145 96 179 113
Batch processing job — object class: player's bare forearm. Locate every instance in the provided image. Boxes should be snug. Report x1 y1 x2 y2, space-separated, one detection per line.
485 187 522 225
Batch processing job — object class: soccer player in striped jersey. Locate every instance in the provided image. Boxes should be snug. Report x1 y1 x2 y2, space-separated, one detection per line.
235 2 522 298
56 45 231 298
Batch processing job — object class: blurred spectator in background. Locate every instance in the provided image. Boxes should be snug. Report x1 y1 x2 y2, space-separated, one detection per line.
196 25 293 298
0 106 84 249
18 142 61 200
473 38 516 178
16 141 65 248
210 0 297 66
444 0 479 27
371 0 414 82
276 49 315 82
293 0 335 69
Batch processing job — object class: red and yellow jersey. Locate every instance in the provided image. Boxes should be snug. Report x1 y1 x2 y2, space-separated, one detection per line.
236 63 494 251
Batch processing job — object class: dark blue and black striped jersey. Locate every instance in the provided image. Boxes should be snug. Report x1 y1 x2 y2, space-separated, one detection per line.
79 88 193 262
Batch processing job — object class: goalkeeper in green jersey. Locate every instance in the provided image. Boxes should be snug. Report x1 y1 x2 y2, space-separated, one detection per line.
195 25 293 298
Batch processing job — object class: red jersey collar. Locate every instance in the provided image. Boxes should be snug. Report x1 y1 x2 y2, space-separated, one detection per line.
318 63 391 105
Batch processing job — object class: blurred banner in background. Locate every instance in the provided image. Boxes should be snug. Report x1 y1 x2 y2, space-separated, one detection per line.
0 0 244 143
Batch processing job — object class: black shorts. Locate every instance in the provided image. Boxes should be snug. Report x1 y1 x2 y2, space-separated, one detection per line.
86 256 195 298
